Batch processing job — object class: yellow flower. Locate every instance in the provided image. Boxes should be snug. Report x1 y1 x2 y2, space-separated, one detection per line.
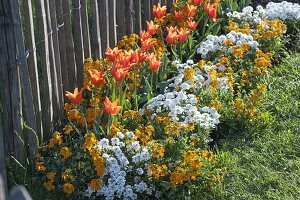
63 124 74 135
88 179 102 190
62 169 74 182
63 183 75 194
59 146 72 160
184 67 196 82
148 164 168 179
35 161 46 171
83 133 98 150
44 181 55 191
46 172 56 181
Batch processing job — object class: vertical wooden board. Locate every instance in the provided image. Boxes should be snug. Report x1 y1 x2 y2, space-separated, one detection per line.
10 0 38 158
80 0 91 58
116 0 126 41
124 0 134 35
23 0 43 140
8 186 32 200
35 0 53 139
90 0 101 59
0 113 7 198
0 0 16 160
99 0 109 55
134 0 142 33
62 0 77 90
45 0 60 123
49 0 64 119
55 0 68 97
72 0 84 87
3 0 25 164
108 0 117 46
143 0 151 29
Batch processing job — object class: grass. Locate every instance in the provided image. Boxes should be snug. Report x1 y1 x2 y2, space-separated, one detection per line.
7 53 300 199
195 52 300 199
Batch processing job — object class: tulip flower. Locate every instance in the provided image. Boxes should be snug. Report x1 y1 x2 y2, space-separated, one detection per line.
131 49 147 64
105 47 121 63
174 10 183 21
140 30 150 41
187 4 197 18
88 69 105 86
65 87 84 105
153 3 167 19
104 97 122 116
187 19 198 30
166 26 179 43
141 38 157 51
193 0 203 6
110 64 129 82
147 53 161 71
205 4 218 20
178 28 190 42
146 21 159 35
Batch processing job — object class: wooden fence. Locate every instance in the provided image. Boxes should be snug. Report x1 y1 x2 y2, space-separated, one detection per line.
0 0 174 194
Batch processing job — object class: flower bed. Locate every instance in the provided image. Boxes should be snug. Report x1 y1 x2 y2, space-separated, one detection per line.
34 1 300 199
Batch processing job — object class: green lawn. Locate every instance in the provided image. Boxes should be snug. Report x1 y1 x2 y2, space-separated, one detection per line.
196 52 300 200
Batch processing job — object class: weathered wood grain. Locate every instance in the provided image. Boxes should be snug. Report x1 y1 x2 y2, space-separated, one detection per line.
90 0 102 59
108 0 117 46
80 0 91 58
99 0 109 56
116 0 126 41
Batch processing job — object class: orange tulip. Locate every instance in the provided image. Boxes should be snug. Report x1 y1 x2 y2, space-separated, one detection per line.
65 88 84 105
141 38 157 51
187 19 198 30
110 64 129 82
147 53 161 71
166 26 178 43
174 10 183 21
131 49 147 64
205 4 218 20
146 21 159 35
187 4 197 18
88 69 105 86
140 30 150 42
104 97 122 115
153 3 167 19
193 0 203 6
105 47 121 63
178 28 190 42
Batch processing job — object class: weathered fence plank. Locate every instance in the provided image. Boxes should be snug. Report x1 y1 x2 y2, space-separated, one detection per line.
108 0 117 46
55 0 68 97
0 0 16 160
99 0 109 55
72 0 84 87
35 0 53 138
125 0 134 35
0 117 7 198
134 0 142 33
8 186 32 200
0 174 7 200
90 0 102 59
62 0 77 90
116 0 126 41
45 0 60 123
143 0 151 29
80 0 91 58
23 0 43 140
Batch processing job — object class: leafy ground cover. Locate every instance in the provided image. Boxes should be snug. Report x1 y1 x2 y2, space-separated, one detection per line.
195 52 300 200
7 52 300 200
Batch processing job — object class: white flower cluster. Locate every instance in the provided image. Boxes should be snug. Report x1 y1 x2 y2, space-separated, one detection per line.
226 6 266 24
86 132 156 200
197 31 259 58
227 1 300 22
265 1 300 20
167 60 229 92
145 90 220 129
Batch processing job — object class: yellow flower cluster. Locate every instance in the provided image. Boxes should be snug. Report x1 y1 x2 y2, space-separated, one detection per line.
88 179 102 190
117 34 139 51
148 164 168 179
59 146 72 160
44 172 56 191
48 131 63 148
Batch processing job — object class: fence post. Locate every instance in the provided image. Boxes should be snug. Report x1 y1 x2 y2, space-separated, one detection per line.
108 0 117 46
8 186 32 200
125 0 134 35
116 0 126 41
0 116 7 199
35 0 53 139
134 0 142 33
90 0 102 59
80 0 91 58
99 0 109 56
72 0 84 87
